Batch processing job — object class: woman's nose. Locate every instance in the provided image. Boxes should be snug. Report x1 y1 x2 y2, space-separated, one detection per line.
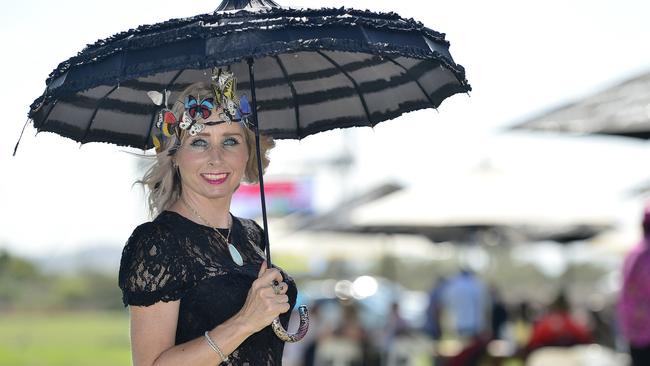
207 145 223 163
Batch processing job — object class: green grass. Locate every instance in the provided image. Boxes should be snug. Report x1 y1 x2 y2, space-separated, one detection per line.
0 311 132 366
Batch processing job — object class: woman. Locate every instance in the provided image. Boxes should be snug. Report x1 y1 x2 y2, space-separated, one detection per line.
119 71 296 365
618 204 650 366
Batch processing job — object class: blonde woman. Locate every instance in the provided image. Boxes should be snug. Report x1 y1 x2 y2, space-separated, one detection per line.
119 74 294 365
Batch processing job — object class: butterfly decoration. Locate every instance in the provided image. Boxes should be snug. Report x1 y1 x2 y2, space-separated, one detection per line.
151 110 178 153
150 91 176 130
156 109 178 136
213 68 234 91
225 99 238 117
148 89 179 153
219 112 232 124
222 75 236 102
212 68 240 118
147 90 171 107
239 95 251 115
179 111 206 136
185 96 215 120
241 95 253 124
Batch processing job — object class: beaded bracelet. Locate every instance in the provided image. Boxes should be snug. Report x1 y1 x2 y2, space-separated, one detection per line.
204 331 229 363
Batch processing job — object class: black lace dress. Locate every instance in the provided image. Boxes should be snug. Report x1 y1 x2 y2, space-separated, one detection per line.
118 211 297 365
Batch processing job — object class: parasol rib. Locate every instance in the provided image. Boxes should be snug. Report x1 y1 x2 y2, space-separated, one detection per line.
273 55 301 139
316 50 373 126
38 100 58 131
80 86 119 143
386 57 437 108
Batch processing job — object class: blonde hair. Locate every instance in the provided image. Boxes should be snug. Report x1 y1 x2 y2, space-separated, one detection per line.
137 82 275 218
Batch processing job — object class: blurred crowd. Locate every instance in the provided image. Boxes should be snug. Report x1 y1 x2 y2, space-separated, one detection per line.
282 268 628 366
279 206 650 366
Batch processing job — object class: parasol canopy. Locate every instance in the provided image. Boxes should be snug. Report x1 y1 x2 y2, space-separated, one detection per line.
510 70 650 139
25 0 470 151
343 169 617 244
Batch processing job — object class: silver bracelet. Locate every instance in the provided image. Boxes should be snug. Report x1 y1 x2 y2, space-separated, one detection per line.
204 331 229 363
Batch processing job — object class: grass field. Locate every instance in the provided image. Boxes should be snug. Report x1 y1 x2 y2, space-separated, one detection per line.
0 311 132 366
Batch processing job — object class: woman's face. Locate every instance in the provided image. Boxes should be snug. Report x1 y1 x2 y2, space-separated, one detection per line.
174 119 249 202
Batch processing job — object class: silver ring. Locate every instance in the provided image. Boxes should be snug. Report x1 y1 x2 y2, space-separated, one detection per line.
271 282 282 295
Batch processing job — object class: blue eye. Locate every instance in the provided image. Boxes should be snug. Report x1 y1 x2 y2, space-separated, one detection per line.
188 138 209 151
190 138 207 146
223 137 240 146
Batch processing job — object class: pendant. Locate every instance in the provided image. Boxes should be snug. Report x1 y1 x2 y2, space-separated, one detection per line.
228 243 244 266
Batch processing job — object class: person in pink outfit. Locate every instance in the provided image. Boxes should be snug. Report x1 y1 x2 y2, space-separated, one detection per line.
618 204 650 366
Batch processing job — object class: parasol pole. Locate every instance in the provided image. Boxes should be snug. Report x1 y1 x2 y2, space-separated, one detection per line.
247 57 273 268
247 57 310 343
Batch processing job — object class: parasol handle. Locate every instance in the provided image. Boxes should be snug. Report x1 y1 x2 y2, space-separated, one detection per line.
248 58 309 342
271 306 310 342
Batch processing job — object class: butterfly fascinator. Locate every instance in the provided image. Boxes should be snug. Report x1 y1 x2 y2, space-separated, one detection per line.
148 68 252 153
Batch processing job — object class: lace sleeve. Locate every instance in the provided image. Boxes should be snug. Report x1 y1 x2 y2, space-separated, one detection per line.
118 222 188 307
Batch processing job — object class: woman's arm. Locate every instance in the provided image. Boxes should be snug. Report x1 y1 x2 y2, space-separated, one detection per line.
129 261 290 366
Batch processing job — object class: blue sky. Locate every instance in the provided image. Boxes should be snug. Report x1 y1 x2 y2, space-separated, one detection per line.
2 0 650 256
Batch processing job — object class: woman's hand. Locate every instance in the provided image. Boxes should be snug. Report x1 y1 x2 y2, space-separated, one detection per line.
235 261 291 335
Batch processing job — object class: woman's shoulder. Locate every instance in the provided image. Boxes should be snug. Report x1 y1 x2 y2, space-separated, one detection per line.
233 216 265 244
234 215 263 234
127 213 177 243
122 212 188 261
119 212 199 303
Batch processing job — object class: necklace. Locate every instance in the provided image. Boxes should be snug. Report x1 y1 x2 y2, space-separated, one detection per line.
181 198 244 266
